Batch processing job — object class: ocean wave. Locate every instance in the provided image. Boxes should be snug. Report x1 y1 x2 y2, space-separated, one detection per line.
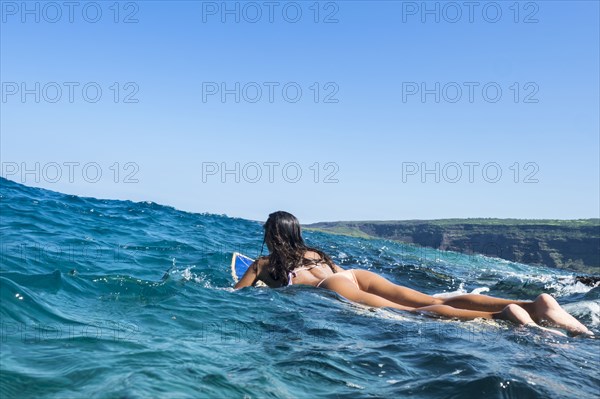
2 177 599 399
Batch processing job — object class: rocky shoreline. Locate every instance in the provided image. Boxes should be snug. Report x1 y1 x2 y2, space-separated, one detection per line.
305 219 600 275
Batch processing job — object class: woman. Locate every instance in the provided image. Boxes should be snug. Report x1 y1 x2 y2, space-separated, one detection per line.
235 211 592 336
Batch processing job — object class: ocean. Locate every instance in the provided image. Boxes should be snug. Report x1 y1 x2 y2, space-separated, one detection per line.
1 177 599 398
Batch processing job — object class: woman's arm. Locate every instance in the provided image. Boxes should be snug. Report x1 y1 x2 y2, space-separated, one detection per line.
234 259 263 289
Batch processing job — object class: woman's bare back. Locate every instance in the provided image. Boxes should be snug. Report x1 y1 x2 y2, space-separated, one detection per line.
257 250 336 287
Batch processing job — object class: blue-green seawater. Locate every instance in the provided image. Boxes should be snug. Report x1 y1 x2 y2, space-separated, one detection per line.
1 177 599 399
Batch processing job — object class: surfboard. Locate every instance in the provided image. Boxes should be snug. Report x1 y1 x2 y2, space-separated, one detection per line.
231 252 255 283
231 252 268 287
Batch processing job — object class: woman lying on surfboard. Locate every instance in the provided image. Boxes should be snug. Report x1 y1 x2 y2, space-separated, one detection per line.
234 211 592 336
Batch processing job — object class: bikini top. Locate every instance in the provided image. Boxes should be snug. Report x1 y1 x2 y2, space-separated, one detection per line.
287 257 328 286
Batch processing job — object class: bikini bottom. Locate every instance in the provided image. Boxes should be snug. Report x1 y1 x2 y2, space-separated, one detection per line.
316 269 359 290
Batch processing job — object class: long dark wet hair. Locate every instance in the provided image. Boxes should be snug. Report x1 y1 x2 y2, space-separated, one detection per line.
262 211 336 285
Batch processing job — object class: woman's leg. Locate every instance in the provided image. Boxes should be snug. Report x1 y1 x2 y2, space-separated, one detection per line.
414 304 495 320
352 269 534 311
524 293 591 335
320 274 504 321
351 270 591 335
440 293 591 335
441 294 529 312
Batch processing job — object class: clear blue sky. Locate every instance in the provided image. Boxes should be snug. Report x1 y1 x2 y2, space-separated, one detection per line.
1 1 598 223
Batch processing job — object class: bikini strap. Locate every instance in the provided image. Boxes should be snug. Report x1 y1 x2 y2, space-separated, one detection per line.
288 256 328 284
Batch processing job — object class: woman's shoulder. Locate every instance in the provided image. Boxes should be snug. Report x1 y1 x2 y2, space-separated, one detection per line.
254 256 269 272
254 257 284 288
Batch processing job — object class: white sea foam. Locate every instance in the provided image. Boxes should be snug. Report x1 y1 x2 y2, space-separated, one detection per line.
433 283 490 298
435 273 596 300
346 382 364 389
477 271 596 297
547 277 598 296
563 300 600 327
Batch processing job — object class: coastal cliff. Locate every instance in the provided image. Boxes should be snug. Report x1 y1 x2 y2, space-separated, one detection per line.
305 219 600 274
